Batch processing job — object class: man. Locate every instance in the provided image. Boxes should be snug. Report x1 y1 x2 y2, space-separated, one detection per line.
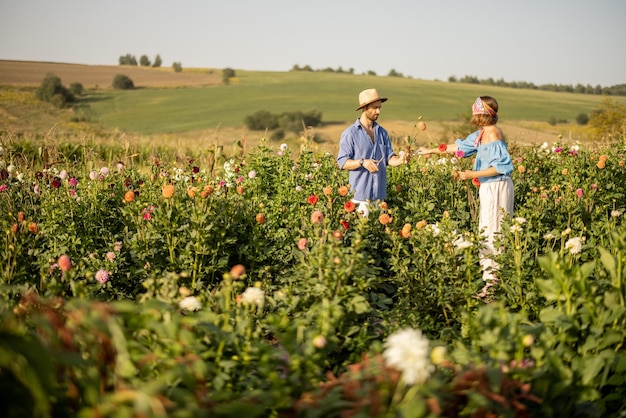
336 88 406 217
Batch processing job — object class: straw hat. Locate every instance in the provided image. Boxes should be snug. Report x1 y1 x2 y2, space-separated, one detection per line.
355 88 388 111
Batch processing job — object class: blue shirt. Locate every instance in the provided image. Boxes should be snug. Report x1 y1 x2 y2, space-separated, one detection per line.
337 119 396 201
455 130 513 183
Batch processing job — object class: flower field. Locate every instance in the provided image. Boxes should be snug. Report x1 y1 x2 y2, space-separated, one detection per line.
1 133 626 417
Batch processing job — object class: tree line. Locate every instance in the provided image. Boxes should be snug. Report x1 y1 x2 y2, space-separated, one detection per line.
448 75 626 97
290 64 625 96
290 64 405 78
118 53 183 73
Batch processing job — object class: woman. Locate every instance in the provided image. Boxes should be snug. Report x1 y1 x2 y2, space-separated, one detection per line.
419 96 514 294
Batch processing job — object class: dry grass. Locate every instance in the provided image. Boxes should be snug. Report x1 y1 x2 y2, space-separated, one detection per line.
0 60 222 88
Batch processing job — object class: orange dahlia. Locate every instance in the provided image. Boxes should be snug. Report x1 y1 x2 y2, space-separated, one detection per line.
28 222 38 234
379 214 392 225
162 184 175 198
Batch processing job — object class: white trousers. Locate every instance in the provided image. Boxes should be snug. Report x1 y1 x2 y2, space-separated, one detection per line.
478 178 514 281
351 199 376 218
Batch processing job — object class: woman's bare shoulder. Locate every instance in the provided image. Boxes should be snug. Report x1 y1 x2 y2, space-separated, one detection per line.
483 126 504 141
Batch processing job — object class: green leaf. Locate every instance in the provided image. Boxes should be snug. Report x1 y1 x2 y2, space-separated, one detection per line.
578 354 605 386
212 401 266 417
0 335 53 418
598 247 616 281
348 295 370 315
536 279 562 301
539 307 561 324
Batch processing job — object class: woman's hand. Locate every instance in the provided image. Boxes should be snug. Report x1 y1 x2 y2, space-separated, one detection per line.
458 170 475 180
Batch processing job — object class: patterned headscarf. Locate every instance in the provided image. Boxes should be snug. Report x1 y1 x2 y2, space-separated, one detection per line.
472 97 498 120
472 97 498 147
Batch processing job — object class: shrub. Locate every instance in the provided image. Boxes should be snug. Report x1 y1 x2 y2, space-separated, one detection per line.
270 128 285 141
112 74 134 90
589 97 626 138
172 62 182 73
35 73 74 108
575 113 589 125
244 110 322 132
68 82 84 96
245 110 279 130
223 68 236 84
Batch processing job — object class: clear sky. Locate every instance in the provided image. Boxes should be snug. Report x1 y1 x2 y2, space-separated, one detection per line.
1 0 624 87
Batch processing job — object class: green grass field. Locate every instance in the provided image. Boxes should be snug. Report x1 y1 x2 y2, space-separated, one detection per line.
84 70 625 135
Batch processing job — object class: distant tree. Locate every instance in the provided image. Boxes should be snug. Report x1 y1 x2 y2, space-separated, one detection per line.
459 75 480 84
152 54 162 68
139 55 151 67
606 84 626 96
112 74 134 90
301 65 313 72
118 53 137 66
172 62 182 73
223 68 236 84
367 70 377 76
575 113 589 125
574 84 586 94
290 64 301 71
388 69 404 77
588 98 626 138
35 73 74 108
448 76 457 82
68 82 84 96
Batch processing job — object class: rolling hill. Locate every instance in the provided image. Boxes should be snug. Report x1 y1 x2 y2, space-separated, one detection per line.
2 60 624 153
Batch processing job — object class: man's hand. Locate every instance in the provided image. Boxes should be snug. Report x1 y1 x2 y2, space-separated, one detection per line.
387 152 407 167
363 159 379 172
